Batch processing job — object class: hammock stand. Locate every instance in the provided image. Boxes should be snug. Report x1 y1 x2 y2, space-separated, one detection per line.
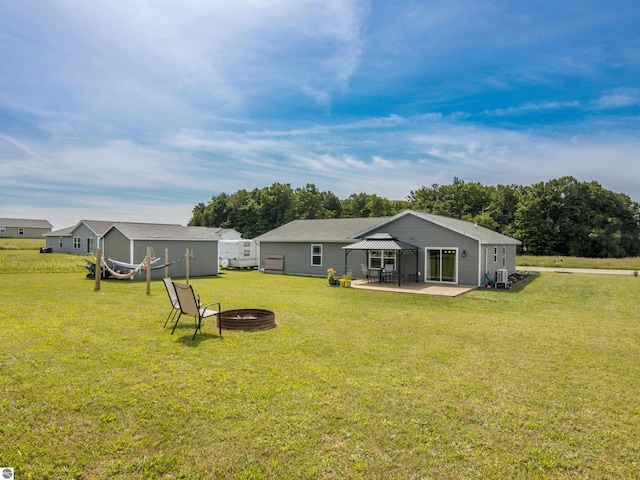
101 255 185 280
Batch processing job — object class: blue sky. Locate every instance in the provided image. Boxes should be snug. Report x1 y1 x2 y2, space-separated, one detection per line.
1 0 639 230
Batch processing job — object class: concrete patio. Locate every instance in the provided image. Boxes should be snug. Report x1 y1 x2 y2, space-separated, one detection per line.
349 279 476 296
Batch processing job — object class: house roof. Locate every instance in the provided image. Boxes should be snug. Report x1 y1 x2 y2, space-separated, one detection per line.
46 220 183 237
254 217 390 242
355 210 521 245
255 210 521 245
106 223 221 241
0 218 52 229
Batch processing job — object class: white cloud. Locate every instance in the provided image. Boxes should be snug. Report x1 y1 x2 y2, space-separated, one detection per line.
594 88 640 109
485 100 581 117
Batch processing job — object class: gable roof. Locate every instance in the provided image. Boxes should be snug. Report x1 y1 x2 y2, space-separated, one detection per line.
105 223 221 241
254 217 390 243
355 210 521 245
256 210 521 245
0 218 52 229
46 220 183 237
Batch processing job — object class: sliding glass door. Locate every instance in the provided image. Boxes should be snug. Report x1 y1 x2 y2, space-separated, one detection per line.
426 248 457 283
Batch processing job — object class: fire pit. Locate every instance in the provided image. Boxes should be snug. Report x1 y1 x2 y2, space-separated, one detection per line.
219 309 276 331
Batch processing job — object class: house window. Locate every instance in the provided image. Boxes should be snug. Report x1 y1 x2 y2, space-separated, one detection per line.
18 228 25 236
494 247 498 263
369 250 396 270
0 226 6 233
311 244 322 266
502 246 507 268
59 237 63 248
243 241 251 257
73 237 81 249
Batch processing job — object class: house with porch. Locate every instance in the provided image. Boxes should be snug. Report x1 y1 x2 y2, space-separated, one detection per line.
254 209 521 287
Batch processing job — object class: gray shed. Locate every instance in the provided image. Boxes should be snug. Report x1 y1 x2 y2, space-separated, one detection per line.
101 223 221 280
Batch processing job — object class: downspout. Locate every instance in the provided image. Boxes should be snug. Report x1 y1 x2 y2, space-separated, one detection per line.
477 243 482 286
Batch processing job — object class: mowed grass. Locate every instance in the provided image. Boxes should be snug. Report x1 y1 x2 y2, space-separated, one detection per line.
1 256 639 479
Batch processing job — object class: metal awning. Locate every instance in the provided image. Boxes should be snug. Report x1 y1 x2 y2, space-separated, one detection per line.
343 233 419 286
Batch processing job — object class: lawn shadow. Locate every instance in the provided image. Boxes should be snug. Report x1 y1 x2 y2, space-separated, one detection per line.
175 331 224 347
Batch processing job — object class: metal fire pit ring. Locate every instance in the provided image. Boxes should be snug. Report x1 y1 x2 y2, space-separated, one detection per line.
219 309 276 331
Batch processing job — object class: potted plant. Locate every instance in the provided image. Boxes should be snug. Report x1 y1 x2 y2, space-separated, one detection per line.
340 269 353 287
327 268 338 286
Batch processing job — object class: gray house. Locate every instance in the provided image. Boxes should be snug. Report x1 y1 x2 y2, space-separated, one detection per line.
45 219 240 255
45 220 121 254
101 223 221 280
254 209 521 287
0 218 52 238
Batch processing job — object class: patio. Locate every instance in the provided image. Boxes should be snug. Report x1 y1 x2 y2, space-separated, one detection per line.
349 279 476 296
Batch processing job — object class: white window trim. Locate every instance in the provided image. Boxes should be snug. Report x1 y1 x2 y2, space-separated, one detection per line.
73 236 81 249
311 244 322 266
369 250 397 270
424 247 459 284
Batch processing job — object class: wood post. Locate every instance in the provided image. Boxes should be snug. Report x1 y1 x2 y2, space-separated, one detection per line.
164 248 169 279
94 247 101 291
146 246 151 295
185 247 190 285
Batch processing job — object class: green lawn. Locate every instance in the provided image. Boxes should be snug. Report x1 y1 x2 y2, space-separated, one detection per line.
1 257 639 479
518 255 640 270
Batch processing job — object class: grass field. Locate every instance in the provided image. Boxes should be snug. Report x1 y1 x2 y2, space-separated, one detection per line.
1 252 639 479
518 255 640 270
0 238 45 250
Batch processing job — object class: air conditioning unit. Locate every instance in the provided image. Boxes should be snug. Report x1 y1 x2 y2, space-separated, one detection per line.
496 268 509 284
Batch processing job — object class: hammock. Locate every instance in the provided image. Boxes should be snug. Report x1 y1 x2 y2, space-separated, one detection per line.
101 255 185 280
108 257 162 271
101 257 151 280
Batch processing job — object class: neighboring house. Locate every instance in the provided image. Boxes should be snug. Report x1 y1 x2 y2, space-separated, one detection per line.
254 209 521 287
101 223 221 280
0 218 52 238
45 220 121 254
45 219 241 255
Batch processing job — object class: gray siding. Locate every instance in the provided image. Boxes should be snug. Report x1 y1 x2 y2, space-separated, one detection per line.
47 223 100 254
0 226 50 239
102 228 131 265
481 244 518 284
72 223 99 254
101 234 218 280
259 242 361 278
131 240 219 280
368 214 479 285
46 235 74 253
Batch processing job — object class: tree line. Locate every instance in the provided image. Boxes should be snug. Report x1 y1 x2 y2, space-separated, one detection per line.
189 177 640 258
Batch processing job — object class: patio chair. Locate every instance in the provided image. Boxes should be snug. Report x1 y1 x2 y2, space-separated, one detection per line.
172 282 222 340
381 264 394 283
162 277 180 328
360 263 371 283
